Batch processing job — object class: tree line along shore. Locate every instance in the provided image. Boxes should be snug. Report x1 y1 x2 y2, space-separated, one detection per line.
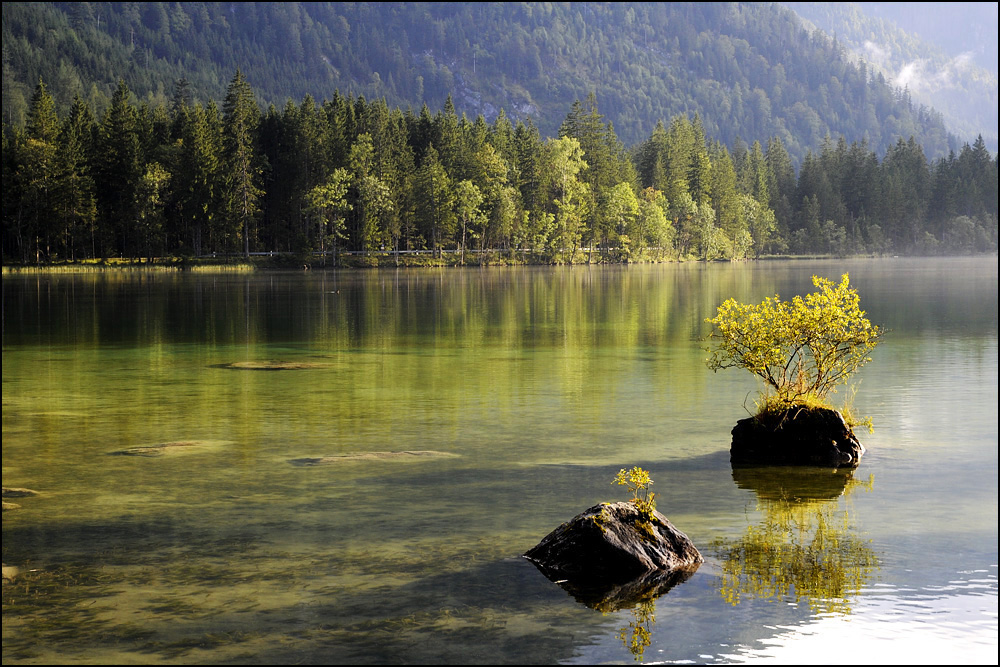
3 73 997 267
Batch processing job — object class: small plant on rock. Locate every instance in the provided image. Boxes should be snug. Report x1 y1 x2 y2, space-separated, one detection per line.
614 466 656 516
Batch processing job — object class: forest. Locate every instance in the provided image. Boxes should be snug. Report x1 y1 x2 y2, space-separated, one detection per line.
1 2 971 163
2 74 996 265
784 2 998 152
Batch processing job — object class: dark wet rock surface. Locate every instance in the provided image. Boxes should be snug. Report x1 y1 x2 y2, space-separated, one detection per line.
731 406 865 468
523 501 703 598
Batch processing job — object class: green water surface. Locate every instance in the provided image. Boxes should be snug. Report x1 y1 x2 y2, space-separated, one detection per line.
2 258 996 664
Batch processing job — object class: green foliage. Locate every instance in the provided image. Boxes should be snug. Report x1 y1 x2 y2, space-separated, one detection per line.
613 466 656 517
453 179 484 263
221 70 262 257
414 145 455 256
135 162 170 260
706 274 885 411
3 62 996 263
95 80 142 258
304 168 352 258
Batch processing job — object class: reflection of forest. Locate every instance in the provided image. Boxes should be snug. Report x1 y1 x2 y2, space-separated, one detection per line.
714 467 880 614
3 266 793 350
2 267 787 450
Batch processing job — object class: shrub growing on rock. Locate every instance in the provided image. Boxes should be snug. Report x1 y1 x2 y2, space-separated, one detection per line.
706 273 885 467
705 273 884 422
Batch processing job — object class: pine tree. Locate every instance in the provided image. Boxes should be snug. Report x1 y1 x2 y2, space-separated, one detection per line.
709 142 744 254
95 79 142 257
354 155 394 256
26 79 60 145
222 69 263 257
512 120 543 215
414 144 455 256
53 95 97 259
434 94 462 177
19 79 61 261
765 136 796 242
176 102 222 256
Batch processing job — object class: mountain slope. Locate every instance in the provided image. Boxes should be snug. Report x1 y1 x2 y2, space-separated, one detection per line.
783 2 998 152
2 1 965 163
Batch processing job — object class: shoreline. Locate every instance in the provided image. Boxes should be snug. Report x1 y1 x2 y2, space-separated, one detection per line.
1 251 927 274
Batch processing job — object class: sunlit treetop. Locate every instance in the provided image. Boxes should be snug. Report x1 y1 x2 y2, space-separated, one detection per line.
705 273 885 409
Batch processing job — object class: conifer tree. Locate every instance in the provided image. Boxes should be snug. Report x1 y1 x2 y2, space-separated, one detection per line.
222 69 263 257
95 79 142 257
54 95 97 259
176 102 222 256
414 144 455 257
18 79 61 261
709 142 744 255
26 79 60 145
348 132 392 254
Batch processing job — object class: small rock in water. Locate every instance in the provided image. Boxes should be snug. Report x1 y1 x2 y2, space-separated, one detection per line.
524 501 703 610
107 440 229 457
2 487 39 498
730 406 866 468
2 564 20 584
525 501 703 581
288 450 459 466
222 360 333 370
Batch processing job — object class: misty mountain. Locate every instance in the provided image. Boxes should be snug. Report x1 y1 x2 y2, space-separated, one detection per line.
783 2 998 152
857 2 997 75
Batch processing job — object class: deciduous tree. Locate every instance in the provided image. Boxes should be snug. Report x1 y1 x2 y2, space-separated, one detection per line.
706 274 884 409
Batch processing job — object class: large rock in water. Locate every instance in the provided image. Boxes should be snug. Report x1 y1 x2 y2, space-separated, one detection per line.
524 501 703 585
731 406 865 468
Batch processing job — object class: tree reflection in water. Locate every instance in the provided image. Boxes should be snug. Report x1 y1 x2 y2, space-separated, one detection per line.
528 549 697 661
532 466 881 660
714 466 880 614
616 597 656 661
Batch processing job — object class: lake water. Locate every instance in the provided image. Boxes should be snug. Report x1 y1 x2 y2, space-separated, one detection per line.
2 257 997 664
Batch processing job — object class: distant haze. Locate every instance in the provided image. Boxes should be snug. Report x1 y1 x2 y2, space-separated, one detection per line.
785 2 998 151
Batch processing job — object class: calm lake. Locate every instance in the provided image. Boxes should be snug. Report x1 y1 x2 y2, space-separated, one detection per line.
2 257 997 664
